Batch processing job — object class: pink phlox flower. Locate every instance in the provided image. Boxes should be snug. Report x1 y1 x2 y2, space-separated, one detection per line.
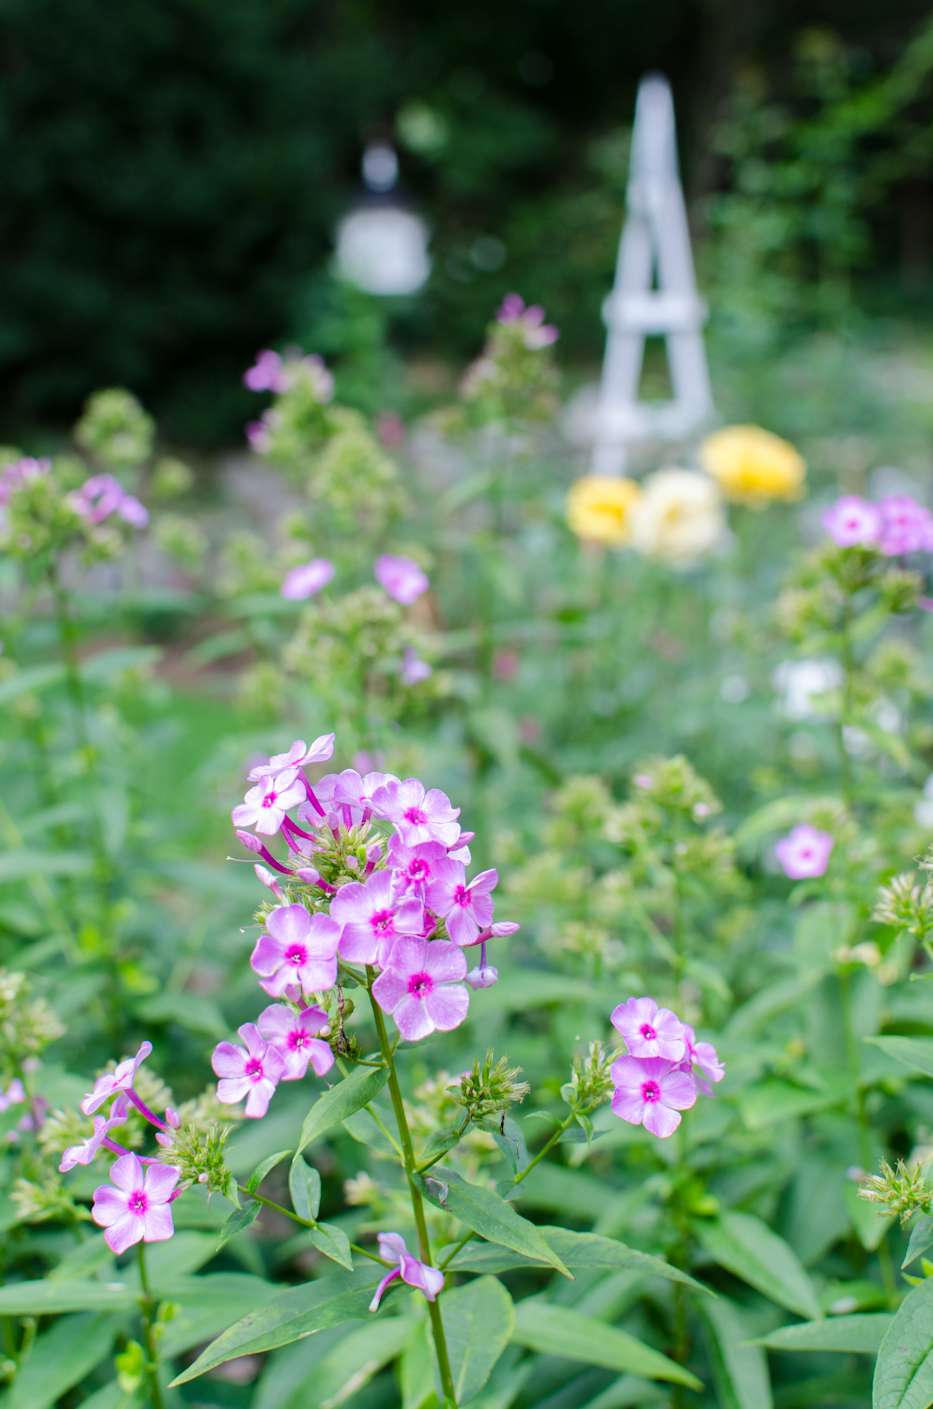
610 1055 697 1138
71 474 149 529
374 555 429 606
331 870 425 966
212 1023 286 1118
371 936 469 1042
401 646 432 686
281 559 335 601
91 1152 181 1254
248 736 336 782
676 1024 725 1097
496 293 527 323
425 860 498 946
82 1042 153 1115
386 837 449 897
232 767 306 836
60 1093 129 1172
446 828 474 865
244 349 291 393
878 495 933 556
256 1003 334 1080
0 1079 26 1112
369 1231 445 1311
821 496 882 547
371 778 461 848
774 823 834 879
331 769 397 827
611 997 687 1062
494 293 559 348
250 905 341 998
465 964 499 989
0 457 50 507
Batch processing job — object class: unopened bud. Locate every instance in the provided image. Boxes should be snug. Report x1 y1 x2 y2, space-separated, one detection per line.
165 1107 182 1129
490 922 520 937
295 866 320 884
254 864 284 898
366 842 383 864
236 829 262 854
155 1131 175 1147
345 855 359 871
466 965 499 989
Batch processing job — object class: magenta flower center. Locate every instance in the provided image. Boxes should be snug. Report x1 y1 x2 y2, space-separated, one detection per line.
285 944 308 968
371 909 395 934
288 1030 310 1051
640 1080 661 1104
245 1057 265 1081
408 860 430 881
407 970 434 997
128 1190 148 1215
261 789 279 808
453 885 472 909
404 807 428 826
639 1022 657 1041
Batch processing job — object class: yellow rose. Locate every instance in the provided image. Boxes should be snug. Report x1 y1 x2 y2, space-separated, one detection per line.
566 475 641 545
700 425 806 507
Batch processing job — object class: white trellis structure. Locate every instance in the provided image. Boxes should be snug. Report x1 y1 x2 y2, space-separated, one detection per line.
591 73 714 476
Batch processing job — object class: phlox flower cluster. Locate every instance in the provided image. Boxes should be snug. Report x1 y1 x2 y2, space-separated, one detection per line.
0 457 50 513
609 997 724 1138
822 494 933 556
243 349 335 451
222 731 519 1117
69 473 149 529
495 293 560 349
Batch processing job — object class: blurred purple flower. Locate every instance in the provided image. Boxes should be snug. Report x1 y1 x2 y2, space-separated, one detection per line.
401 646 432 686
879 495 933 556
375 554 429 605
280 559 335 600
244 350 290 394
774 823 834 879
821 496 882 547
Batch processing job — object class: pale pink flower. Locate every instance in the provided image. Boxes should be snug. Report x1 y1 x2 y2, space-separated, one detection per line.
91 1153 180 1254
879 495 933 556
82 1042 153 1115
70 474 149 529
256 1003 334 1080
369 1232 445 1311
248 736 336 782
250 905 341 997
244 349 290 393
331 870 424 965
676 1025 725 1096
60 1094 129 1172
610 1055 696 1138
329 769 397 827
280 559 335 601
425 860 498 946
611 997 686 1062
232 767 306 836
371 778 461 848
374 555 429 606
371 937 469 1041
821 496 882 547
495 293 559 348
212 1023 286 1118
386 837 450 896
0 457 50 508
0 1079 26 1112
401 646 432 686
774 823 834 879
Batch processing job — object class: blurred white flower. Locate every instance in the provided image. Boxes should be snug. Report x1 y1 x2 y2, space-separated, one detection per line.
772 659 842 720
915 773 933 828
628 468 725 568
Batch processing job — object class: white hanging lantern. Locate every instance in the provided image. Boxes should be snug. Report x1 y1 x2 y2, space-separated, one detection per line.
335 142 431 296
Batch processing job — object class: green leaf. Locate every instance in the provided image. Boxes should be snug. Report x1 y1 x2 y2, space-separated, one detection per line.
576 1375 666 1407
431 1276 514 1405
252 1323 362 1409
0 850 92 882
417 1167 571 1278
158 1273 280 1360
511 1300 702 1390
294 1064 389 1157
289 1157 322 1222
0 1279 137 1314
843 1178 894 1251
0 662 65 704
79 645 164 681
866 1037 933 1080
131 991 228 1039
756 1314 893 1353
49 1232 114 1281
401 1323 436 1409
512 1162 608 1220
284 1316 415 1409
904 1217 933 1269
446 1228 709 1293
7 1312 117 1409
248 1149 294 1194
306 1221 354 1270
695 1211 821 1320
739 1078 839 1130
169 1266 385 1384
492 1117 529 1176
419 1126 463 1166
342 1104 400 1159
217 1200 262 1251
874 1278 933 1408
697 1296 772 1409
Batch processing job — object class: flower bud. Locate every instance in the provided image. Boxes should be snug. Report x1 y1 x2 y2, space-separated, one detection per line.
236 829 263 854
465 965 499 989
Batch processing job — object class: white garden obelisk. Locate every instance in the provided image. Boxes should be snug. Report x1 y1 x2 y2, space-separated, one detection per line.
591 74 713 475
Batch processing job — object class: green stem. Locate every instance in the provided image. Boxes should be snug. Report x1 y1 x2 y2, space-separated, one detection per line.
137 1242 164 1409
367 978 458 1408
438 1231 474 1271
838 967 872 1172
236 1187 386 1265
509 1114 575 1187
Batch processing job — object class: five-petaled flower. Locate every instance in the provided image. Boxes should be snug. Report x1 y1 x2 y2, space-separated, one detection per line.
280 560 335 601
257 1003 335 1080
374 554 429 606
331 869 425 966
372 937 469 1042
91 1153 181 1254
610 1055 697 1138
60 1094 129 1171
821 496 883 548
212 1024 286 1118
251 905 341 998
677 1025 725 1096
82 1042 153 1115
372 778 461 849
368 1231 445 1311
426 860 498 946
774 823 834 879
387 838 450 897
611 997 686 1062
233 767 307 836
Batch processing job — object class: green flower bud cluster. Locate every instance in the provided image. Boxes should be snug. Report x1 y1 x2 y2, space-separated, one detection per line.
460 315 559 427
0 969 64 1076
75 388 154 470
858 1158 932 1224
455 1049 530 1124
873 864 933 942
561 1040 616 1116
157 1116 234 1197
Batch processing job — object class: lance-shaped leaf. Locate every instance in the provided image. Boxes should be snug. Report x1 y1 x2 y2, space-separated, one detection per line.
289 1158 322 1222
874 1277 933 1408
756 1314 892 1354
7 1312 118 1409
0 1280 138 1314
217 1201 262 1252
416 1168 571 1278
169 1266 386 1385
904 1216 933 1270
694 1212 821 1321
447 1228 708 1293
697 1295 772 1409
428 1276 514 1405
866 1037 933 1081
295 1065 389 1157
247 1149 293 1194
158 1273 280 1359
288 1316 415 1408
306 1221 354 1270
511 1301 702 1389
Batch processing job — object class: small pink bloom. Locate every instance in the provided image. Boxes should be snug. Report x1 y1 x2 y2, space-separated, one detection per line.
371 778 461 848
246 418 273 453
248 736 336 782
256 1003 334 1080
676 1025 725 1096
878 495 933 556
331 870 424 966
611 997 686 1062
212 1023 285 1118
374 555 429 606
117 494 149 528
250 905 341 997
244 349 290 393
821 496 882 547
82 1042 153 1115
91 1152 180 1254
496 293 526 323
465 964 499 989
0 1079 26 1112
401 646 432 686
610 1055 696 1138
60 1094 129 1171
0 457 50 507
774 823 834 879
369 1231 445 1311
232 767 306 836
329 769 397 828
371 937 469 1042
494 293 559 347
425 860 498 946
386 837 449 896
280 559 335 601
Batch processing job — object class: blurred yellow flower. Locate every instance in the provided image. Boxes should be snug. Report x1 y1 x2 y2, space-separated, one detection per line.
700 424 806 507
566 475 641 545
